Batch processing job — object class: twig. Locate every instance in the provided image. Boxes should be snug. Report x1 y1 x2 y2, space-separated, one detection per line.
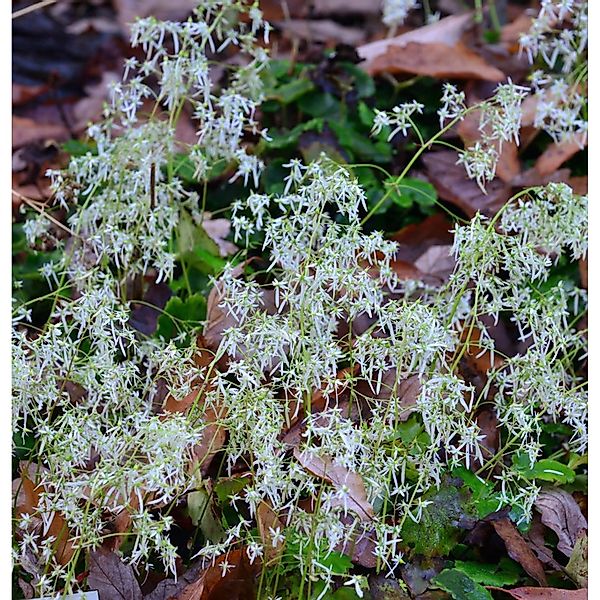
12 0 57 19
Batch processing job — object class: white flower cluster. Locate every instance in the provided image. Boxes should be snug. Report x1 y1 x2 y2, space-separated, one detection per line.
448 183 587 518
12 273 207 595
520 0 587 73
197 159 497 586
381 0 420 28
42 1 269 286
455 81 529 191
520 0 587 144
371 101 424 141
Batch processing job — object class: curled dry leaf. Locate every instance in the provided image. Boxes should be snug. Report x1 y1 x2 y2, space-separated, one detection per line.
88 549 143 600
491 518 547 586
293 448 374 522
202 216 238 257
525 514 564 572
534 489 587 558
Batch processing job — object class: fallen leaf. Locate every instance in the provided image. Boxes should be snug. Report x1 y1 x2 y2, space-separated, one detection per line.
294 448 374 521
491 518 547 586
565 532 588 588
337 515 378 568
401 557 446 596
13 82 48 106
190 403 227 476
391 213 454 262
256 500 285 563
569 176 587 196
534 489 587 558
489 587 587 600
12 115 68 149
534 134 587 178
173 548 258 600
312 0 380 15
362 41 504 81
358 13 474 64
202 216 238 257
414 245 455 281
422 150 511 218
88 549 143 600
525 514 564 572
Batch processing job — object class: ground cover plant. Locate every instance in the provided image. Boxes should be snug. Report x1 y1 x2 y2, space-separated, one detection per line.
12 1 588 599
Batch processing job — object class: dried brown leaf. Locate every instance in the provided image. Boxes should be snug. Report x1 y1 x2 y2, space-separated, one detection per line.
88 549 143 600
362 41 504 81
173 548 258 600
358 13 473 64
256 501 285 563
294 448 374 521
492 518 547 586
534 489 587 558
534 134 587 177
422 150 511 218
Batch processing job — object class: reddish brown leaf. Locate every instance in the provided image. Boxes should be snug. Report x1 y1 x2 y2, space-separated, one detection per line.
569 176 588 196
362 41 504 81
190 403 227 476
457 109 521 183
492 518 547 586
294 449 374 521
174 548 258 600
534 489 587 558
256 500 285 564
12 116 68 149
358 13 474 64
534 134 586 177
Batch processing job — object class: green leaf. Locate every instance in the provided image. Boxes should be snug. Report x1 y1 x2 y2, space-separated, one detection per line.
389 177 437 208
63 139 96 156
267 78 315 104
512 453 576 484
452 466 503 518
453 559 520 586
214 475 252 505
402 485 477 556
317 551 352 575
297 91 341 118
358 102 374 128
266 118 324 150
328 120 391 163
340 62 375 98
188 489 225 543
156 294 206 341
433 569 493 600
